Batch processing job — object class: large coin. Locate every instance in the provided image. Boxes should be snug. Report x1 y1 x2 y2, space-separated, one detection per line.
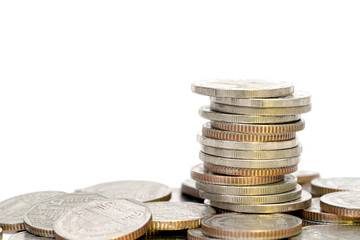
53 199 152 240
195 175 297 196
209 190 311 213
201 213 302 239
0 191 65 231
294 170 320 184
191 164 283 186
289 225 360 240
79 180 172 202
191 79 294 98
187 228 219 240
320 191 360 217
24 193 106 237
211 91 311 108
9 232 52 240
311 177 360 195
145 202 215 232
199 106 301 124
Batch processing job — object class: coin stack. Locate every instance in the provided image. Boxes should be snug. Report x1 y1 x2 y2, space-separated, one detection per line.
191 79 312 213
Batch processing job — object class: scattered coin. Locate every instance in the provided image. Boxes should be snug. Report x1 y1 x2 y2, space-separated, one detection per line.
181 179 202 200
187 228 220 240
169 189 202 203
294 170 320 184
320 191 360 217
9 232 52 240
311 177 360 195
289 225 360 240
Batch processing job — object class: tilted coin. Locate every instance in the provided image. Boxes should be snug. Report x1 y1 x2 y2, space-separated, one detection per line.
181 179 202 200
210 102 311 116
192 79 294 98
211 91 311 108
320 191 360 217
24 193 106 237
79 180 172 202
289 225 360 240
197 133 299 150
199 152 300 169
169 189 203 203
300 182 312 194
294 170 320 184
145 202 215 232
311 177 360 195
0 191 65 231
210 120 305 133
54 199 152 240
202 123 296 142
190 164 283 186
9 232 53 240
201 213 302 240
195 175 297 196
210 190 311 213
187 228 220 240
199 106 301 124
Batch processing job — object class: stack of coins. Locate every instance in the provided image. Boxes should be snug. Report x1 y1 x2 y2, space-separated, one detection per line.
191 79 312 213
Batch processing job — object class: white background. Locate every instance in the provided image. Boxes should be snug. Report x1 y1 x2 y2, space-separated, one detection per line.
0 1 360 201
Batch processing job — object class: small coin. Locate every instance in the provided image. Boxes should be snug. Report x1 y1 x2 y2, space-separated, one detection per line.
289 225 360 240
145 202 215 232
210 102 311 116
9 232 53 240
181 179 203 200
0 191 65 231
24 193 107 237
209 190 311 213
320 191 360 217
195 175 297 196
202 123 296 142
201 213 302 239
187 228 220 240
199 106 301 124
211 91 311 108
191 164 283 186
192 79 294 98
79 180 172 202
311 177 360 195
169 189 203 203
294 170 320 184
54 199 152 240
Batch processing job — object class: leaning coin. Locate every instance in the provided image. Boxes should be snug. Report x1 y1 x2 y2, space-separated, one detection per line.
54 199 152 240
187 228 220 240
311 177 360 195
0 191 65 231
9 232 52 240
78 180 172 202
169 189 203 203
289 225 360 240
320 191 360 217
181 179 203 200
201 213 302 239
192 79 294 98
24 193 106 237
294 170 320 184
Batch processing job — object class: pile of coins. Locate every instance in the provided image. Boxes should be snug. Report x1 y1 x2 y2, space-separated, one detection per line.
191 79 312 213
294 170 320 196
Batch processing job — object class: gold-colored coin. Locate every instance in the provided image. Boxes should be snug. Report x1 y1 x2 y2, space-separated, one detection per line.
202 123 296 142
311 177 360 195
294 170 320 184
320 192 360 218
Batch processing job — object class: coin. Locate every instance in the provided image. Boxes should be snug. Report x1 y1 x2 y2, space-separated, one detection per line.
289 225 360 240
169 189 203 203
311 177 360 195
79 180 172 202
24 193 106 237
54 199 152 240
210 102 311 116
199 152 300 169
209 190 311 213
197 133 299 150
181 179 202 200
0 191 65 231
210 120 305 133
187 228 220 240
294 170 320 184
191 164 283 186
199 106 301 124
211 91 311 108
191 79 294 98
201 213 302 239
145 202 215 232
320 191 360 217
139 236 187 240
195 175 297 196
9 232 53 240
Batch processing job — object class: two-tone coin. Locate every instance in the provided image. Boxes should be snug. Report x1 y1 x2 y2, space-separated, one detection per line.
320 191 360 217
311 177 360 195
294 170 320 184
289 225 360 240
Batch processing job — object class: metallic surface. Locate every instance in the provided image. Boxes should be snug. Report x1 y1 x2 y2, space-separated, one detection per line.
9 232 52 240
181 179 202 200
311 177 360 195
294 170 320 184
320 191 360 217
289 225 360 240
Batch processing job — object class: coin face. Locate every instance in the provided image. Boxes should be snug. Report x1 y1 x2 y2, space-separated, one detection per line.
24 193 106 237
54 199 152 240
79 180 172 202
201 213 302 239
9 231 52 240
311 177 360 195
320 191 360 217
0 191 65 231
289 225 360 240
294 170 320 184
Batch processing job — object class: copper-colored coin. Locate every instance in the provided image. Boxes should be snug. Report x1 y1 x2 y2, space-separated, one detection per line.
311 178 360 195
203 162 298 177
201 213 302 240
187 228 220 240
191 164 283 186
210 120 305 134
181 179 202 200
202 123 296 142
320 191 360 217
294 170 320 184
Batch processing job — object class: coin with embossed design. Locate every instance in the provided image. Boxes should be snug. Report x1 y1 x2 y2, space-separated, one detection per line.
320 191 360 217
9 231 52 240
289 225 360 240
311 177 360 195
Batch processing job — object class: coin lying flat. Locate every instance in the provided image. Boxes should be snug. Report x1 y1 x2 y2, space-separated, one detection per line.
0 191 65 231
294 170 320 184
145 202 215 232
320 191 360 217
199 106 301 124
54 199 152 240
9 232 53 240
181 179 202 200
211 91 311 108
201 213 302 240
79 180 172 202
289 225 360 240
187 228 220 240
311 177 360 195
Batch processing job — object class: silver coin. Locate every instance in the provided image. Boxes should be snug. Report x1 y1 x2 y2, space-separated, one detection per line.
9 232 52 240
24 193 106 237
0 191 65 231
187 228 220 240
181 179 202 199
311 177 360 195
54 199 152 240
79 180 172 202
321 191 360 210
289 225 360 240
169 188 202 203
